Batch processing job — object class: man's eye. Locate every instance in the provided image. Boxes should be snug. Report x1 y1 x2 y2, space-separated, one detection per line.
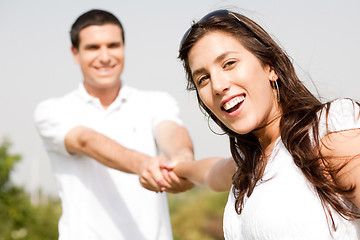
109 43 121 48
86 45 99 50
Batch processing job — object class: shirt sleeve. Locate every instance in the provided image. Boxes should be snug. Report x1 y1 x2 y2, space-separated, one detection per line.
34 98 77 157
318 98 360 139
147 91 183 131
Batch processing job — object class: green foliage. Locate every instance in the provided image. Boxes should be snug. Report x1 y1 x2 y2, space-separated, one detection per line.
168 187 229 240
0 139 61 240
0 140 21 191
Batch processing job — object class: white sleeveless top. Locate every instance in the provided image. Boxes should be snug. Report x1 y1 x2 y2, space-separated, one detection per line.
223 99 360 239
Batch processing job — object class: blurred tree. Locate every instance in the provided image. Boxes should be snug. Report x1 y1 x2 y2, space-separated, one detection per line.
0 139 61 240
168 187 228 240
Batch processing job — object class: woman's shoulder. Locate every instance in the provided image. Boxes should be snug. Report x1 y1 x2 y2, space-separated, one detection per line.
327 98 358 112
318 98 360 137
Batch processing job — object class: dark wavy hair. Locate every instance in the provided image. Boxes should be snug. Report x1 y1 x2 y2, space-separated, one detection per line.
178 9 360 229
70 9 125 49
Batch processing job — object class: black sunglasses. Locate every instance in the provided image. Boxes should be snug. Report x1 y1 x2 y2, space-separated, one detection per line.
179 9 243 49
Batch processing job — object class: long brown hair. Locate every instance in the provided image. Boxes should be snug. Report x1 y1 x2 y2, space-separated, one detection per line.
178 9 360 228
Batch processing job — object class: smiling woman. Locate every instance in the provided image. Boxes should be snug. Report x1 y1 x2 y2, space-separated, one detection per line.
188 30 279 136
166 9 360 240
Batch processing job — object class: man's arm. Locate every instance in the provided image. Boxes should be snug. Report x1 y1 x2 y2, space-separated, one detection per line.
65 126 165 192
155 120 194 162
153 120 195 193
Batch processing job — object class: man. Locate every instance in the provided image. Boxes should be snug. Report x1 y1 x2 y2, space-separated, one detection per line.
34 9 194 240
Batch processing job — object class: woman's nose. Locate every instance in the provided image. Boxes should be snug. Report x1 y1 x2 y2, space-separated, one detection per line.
211 74 230 95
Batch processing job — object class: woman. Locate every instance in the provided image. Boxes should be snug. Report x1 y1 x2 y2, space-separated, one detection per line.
169 9 360 239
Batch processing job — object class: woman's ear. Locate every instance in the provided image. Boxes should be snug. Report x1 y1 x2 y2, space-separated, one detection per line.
267 66 278 82
267 66 280 102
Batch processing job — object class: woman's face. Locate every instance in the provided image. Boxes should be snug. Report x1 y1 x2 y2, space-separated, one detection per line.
188 31 279 136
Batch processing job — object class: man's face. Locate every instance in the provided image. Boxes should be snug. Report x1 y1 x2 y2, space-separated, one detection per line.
72 24 125 93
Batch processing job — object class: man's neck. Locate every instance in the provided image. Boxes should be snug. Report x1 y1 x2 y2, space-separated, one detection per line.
83 81 121 109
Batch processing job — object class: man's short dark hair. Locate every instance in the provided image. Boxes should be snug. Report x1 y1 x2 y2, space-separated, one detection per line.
70 9 125 49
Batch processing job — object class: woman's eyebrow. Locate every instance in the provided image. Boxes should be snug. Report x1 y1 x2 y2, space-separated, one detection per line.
191 51 238 78
192 67 206 78
214 51 238 63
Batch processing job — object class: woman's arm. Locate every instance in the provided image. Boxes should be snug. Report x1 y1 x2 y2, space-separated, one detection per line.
170 157 236 192
320 129 360 208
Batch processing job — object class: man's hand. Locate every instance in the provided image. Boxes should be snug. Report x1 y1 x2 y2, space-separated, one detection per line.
162 169 195 193
160 155 195 193
154 120 195 193
138 156 171 193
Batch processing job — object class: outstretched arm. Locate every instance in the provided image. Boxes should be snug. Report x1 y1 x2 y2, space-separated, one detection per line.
170 157 235 192
154 120 195 193
65 126 165 192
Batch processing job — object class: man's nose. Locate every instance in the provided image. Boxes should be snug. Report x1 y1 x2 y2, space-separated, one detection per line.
99 47 111 63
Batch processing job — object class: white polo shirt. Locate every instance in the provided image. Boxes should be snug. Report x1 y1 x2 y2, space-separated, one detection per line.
34 83 182 240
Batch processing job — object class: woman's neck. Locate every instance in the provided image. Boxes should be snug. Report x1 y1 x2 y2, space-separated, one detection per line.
254 112 282 158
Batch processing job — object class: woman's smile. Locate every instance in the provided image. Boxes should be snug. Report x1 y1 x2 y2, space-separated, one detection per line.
222 94 245 116
188 30 279 135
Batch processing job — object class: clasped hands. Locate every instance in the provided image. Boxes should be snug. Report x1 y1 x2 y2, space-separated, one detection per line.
139 156 194 193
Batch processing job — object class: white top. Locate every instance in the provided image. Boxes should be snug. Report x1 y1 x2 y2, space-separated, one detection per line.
34 83 182 240
223 99 360 239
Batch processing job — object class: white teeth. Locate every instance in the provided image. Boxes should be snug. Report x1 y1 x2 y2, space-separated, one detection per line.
223 96 245 111
99 68 111 72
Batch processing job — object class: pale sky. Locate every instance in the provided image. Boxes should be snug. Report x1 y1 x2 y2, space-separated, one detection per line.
1 0 359 196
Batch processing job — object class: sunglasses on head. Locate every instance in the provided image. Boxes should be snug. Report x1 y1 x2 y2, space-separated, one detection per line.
179 9 243 49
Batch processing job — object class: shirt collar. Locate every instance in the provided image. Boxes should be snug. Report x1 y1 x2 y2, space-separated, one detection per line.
117 84 132 103
77 83 94 102
76 82 132 108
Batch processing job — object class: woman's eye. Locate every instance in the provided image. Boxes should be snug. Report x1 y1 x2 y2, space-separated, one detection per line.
224 60 236 69
197 75 209 85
